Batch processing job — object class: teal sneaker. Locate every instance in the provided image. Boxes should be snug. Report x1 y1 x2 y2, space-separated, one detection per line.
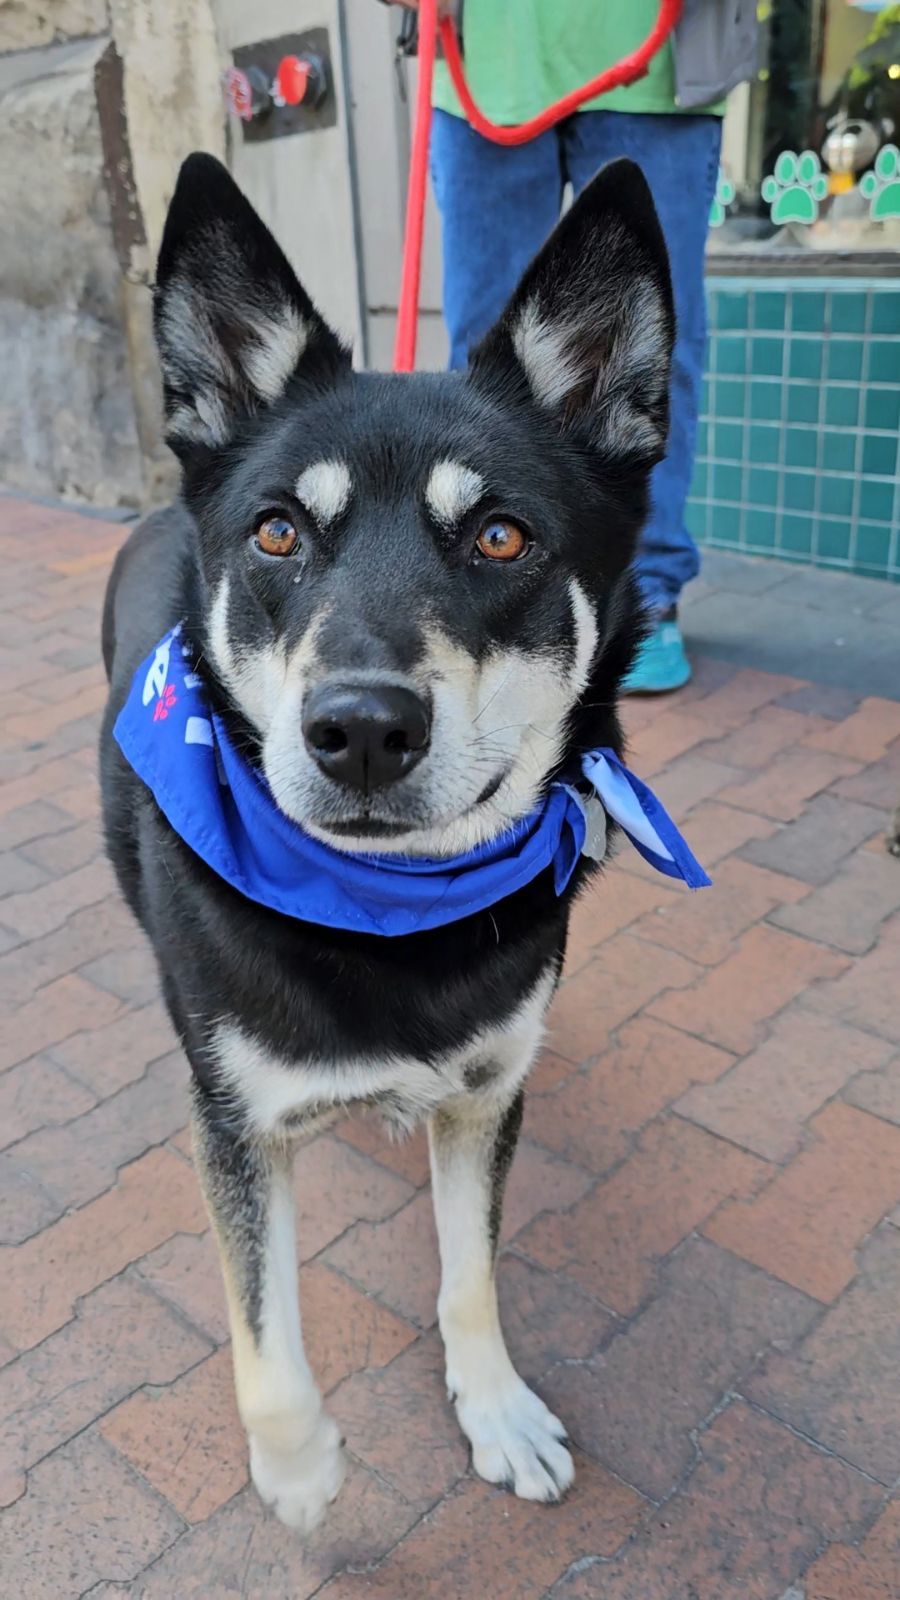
622 609 691 695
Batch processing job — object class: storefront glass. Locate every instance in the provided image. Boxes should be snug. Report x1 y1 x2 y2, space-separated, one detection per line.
710 0 900 264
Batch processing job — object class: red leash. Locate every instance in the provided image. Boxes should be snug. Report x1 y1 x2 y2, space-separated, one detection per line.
394 0 440 373
393 0 684 372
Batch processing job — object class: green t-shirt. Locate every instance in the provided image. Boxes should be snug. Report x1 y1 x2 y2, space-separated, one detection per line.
433 0 724 121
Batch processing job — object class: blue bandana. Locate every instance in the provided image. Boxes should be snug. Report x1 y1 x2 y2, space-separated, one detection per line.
114 625 710 938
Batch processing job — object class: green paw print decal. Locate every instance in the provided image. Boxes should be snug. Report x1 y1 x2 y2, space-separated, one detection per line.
762 150 827 226
861 145 900 221
709 168 735 228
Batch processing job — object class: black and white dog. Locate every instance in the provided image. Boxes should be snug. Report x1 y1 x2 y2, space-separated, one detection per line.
100 153 674 1531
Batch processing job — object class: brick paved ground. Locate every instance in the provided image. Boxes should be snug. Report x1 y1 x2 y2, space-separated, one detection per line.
1 494 899 1599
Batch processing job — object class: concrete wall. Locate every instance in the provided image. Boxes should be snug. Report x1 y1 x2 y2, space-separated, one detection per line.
0 0 225 507
0 2 445 507
0 36 143 504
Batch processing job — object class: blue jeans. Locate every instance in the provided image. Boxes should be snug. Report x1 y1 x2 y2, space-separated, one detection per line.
429 108 721 611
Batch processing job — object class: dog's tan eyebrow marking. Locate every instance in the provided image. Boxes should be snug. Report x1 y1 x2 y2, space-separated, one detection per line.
295 460 352 525
425 459 485 528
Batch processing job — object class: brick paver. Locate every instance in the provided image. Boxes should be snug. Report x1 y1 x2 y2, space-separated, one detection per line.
740 789 887 884
802 1499 900 1600
542 1235 817 1499
549 1402 883 1600
1 499 898 1597
706 1100 900 1301
715 744 863 820
519 1113 766 1314
771 846 900 953
647 919 848 1053
674 1005 894 1161
745 1224 900 1484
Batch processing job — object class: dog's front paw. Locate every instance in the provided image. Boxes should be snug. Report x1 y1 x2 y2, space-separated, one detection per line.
454 1376 574 1502
249 1411 345 1532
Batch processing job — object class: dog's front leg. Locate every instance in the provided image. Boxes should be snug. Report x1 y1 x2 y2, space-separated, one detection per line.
191 1088 344 1531
429 1088 574 1501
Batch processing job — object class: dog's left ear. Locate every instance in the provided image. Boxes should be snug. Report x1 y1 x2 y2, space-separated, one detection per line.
154 153 350 458
470 159 675 467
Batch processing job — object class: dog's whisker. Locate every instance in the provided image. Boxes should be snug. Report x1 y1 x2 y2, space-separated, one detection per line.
473 667 514 726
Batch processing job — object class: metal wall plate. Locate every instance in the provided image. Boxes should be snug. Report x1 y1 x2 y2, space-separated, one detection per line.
232 27 336 142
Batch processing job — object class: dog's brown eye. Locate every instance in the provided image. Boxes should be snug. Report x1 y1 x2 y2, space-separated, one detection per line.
475 520 529 562
256 515 299 557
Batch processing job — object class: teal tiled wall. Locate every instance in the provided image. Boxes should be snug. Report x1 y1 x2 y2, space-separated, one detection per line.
689 279 900 582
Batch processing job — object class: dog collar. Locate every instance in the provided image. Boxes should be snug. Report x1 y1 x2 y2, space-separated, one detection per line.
113 626 710 937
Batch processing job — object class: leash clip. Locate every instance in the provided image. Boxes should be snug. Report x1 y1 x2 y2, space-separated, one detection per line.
396 10 419 59
392 4 460 63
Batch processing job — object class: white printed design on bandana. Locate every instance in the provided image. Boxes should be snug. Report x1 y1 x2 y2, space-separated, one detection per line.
185 716 214 747
142 638 172 706
142 625 182 710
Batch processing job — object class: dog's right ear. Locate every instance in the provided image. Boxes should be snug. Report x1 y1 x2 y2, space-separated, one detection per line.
154 153 349 459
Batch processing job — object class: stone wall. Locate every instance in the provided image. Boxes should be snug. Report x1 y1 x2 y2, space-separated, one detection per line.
0 0 225 507
0 0 108 52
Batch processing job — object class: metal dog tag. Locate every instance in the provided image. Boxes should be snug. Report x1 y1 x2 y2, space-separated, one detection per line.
581 796 608 861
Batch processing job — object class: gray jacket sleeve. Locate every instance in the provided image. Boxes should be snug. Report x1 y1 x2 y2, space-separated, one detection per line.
672 0 760 110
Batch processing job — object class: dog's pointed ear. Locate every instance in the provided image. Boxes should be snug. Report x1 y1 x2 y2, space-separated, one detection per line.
154 153 350 458
470 159 675 467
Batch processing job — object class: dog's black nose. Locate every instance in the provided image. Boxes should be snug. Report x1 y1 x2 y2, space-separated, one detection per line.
302 682 431 790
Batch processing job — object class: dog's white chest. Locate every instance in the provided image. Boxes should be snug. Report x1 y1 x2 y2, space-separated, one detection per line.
211 970 554 1140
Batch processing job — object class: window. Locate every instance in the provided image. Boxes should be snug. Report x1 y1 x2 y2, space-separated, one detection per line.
709 1 900 265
